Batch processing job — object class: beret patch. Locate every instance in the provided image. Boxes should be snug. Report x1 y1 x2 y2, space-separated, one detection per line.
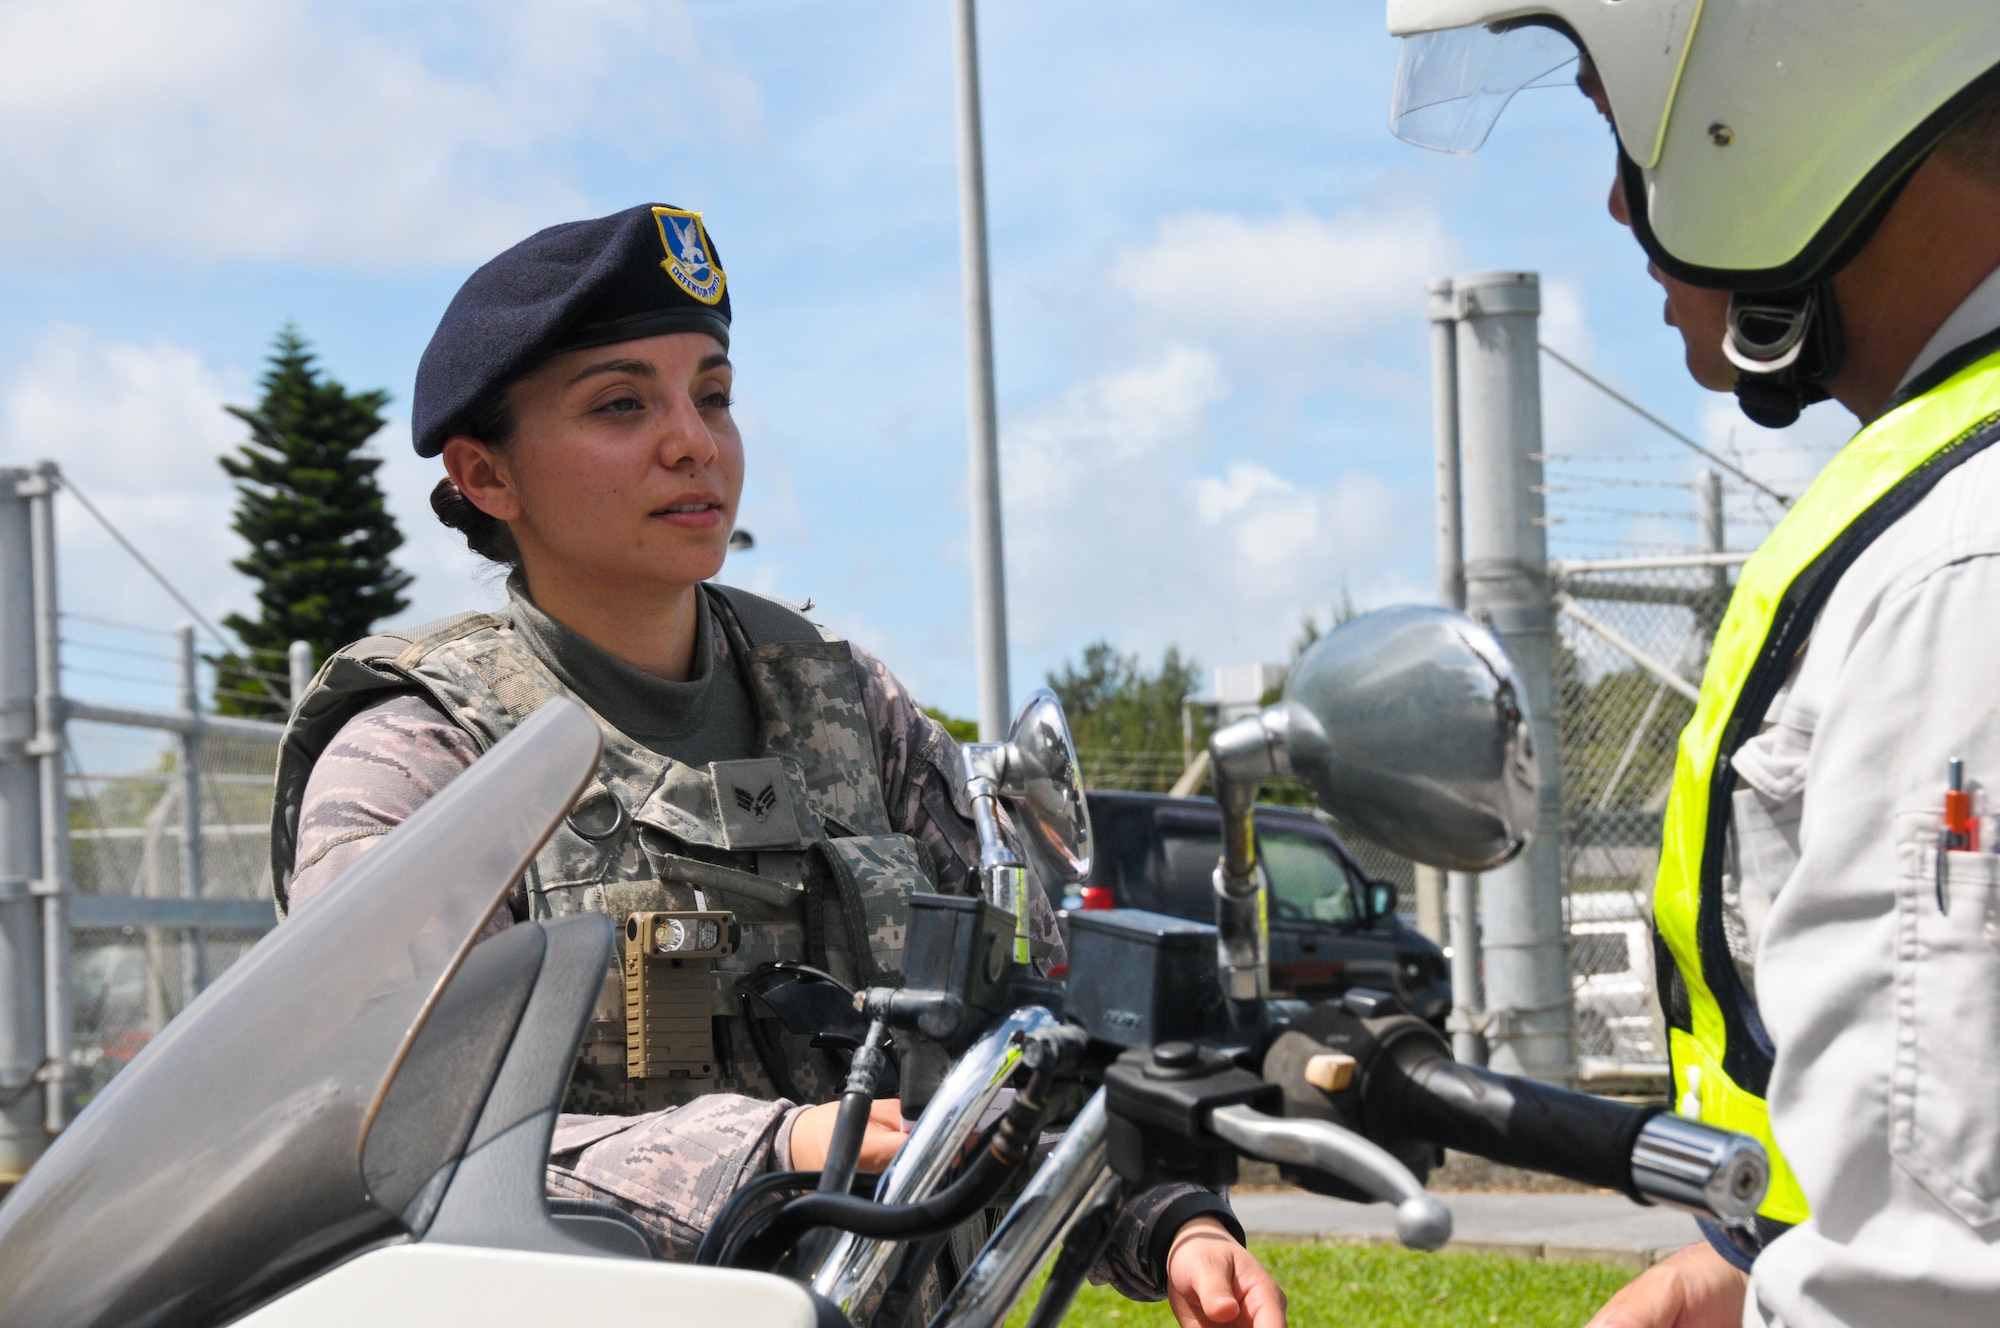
412 203 732 457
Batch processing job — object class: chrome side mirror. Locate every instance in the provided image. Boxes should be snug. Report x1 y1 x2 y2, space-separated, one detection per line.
1280 605 1536 872
959 689 1095 961
1000 690 1093 885
1206 606 1535 1027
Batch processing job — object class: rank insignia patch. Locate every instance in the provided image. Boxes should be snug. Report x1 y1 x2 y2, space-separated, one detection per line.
651 206 727 306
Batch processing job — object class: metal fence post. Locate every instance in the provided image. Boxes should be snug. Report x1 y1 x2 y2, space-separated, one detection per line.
27 464 69 1136
0 469 50 1177
175 624 205 1004
1455 270 1572 1084
288 640 312 714
1695 468 1728 642
1419 278 1462 961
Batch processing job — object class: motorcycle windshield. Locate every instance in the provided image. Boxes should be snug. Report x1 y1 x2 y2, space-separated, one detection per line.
0 699 600 1328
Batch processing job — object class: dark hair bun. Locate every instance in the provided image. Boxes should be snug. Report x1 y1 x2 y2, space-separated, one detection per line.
430 479 521 566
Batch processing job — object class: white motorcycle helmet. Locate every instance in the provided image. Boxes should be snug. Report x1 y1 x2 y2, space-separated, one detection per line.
1384 1 2000 424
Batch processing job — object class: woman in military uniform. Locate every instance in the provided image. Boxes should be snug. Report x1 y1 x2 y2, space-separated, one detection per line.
271 205 1283 1328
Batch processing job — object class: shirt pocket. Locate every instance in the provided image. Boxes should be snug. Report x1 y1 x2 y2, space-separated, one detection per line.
1892 831 2000 1232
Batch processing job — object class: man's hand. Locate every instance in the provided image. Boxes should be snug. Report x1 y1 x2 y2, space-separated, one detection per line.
787 1097 909 1173
1585 1241 1749 1328
1164 1217 1287 1328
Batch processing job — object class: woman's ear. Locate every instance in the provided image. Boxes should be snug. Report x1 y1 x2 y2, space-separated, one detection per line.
441 436 524 521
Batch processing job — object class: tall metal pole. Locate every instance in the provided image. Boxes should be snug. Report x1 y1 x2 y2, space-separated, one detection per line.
27 464 69 1136
1454 271 1572 1085
0 469 50 1178
954 0 1011 741
175 623 205 1005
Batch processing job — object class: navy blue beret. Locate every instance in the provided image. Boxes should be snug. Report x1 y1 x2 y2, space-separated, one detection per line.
412 204 732 457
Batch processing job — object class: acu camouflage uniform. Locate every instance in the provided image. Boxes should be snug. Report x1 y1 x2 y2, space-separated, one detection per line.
276 583 945 1113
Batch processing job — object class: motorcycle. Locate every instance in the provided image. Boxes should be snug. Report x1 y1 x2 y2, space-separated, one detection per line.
0 606 1766 1328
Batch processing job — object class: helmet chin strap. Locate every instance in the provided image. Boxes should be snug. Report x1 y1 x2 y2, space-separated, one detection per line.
1722 283 1846 429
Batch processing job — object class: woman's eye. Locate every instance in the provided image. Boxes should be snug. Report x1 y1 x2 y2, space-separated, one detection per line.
596 395 644 415
699 390 734 411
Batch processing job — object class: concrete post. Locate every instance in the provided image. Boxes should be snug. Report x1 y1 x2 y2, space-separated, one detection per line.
1454 271 1572 1084
0 470 50 1177
954 0 1012 741
175 623 205 1004
288 640 312 715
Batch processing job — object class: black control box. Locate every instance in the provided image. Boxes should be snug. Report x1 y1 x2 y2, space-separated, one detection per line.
1063 908 1221 1049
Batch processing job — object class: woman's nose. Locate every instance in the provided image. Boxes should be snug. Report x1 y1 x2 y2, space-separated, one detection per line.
655 394 718 470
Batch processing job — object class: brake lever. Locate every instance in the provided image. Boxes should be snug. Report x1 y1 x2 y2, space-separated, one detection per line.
1208 1105 1452 1251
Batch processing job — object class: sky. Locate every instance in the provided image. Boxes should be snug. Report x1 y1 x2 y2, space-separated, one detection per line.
0 0 1858 734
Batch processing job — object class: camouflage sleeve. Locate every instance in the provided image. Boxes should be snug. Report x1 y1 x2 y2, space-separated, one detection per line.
1092 1182 1245 1302
849 642 1066 972
544 1096 807 1261
286 691 485 918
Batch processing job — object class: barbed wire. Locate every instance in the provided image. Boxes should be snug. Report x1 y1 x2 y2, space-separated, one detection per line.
59 636 182 664
60 665 184 690
1538 343 1792 505
54 468 289 709
59 612 179 637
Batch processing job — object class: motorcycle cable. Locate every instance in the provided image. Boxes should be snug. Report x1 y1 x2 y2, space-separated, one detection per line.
694 1168 881 1267
731 1058 1062 1272
817 1017 894 1198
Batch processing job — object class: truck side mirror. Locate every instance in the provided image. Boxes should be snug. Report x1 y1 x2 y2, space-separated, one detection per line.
1367 880 1397 921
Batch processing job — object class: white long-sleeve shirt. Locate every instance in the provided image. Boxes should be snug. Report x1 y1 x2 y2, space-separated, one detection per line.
1725 271 2000 1326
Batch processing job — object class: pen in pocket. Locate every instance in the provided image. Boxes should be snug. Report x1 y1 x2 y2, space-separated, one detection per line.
1939 757 1977 912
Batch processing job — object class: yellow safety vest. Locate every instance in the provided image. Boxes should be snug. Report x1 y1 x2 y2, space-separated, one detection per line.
1654 341 2000 1227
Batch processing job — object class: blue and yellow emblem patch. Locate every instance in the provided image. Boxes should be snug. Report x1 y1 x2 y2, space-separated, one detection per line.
652 206 727 306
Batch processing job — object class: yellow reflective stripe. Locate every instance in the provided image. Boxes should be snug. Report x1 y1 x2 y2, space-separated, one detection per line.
1669 1029 1809 1224
1656 348 2000 1223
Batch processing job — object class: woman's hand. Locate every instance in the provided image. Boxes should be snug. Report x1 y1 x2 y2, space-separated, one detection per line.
1164 1217 1287 1327
1583 1241 1748 1328
787 1097 910 1173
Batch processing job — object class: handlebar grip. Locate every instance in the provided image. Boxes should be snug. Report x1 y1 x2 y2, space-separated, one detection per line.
1379 1040 1767 1220
1385 1045 1655 1197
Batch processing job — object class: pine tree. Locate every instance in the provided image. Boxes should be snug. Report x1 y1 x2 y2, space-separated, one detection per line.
212 327 411 717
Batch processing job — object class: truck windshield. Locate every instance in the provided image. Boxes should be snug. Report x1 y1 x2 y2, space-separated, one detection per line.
1158 816 1365 925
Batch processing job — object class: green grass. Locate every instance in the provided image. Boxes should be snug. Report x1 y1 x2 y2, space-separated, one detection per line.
1005 1241 1635 1328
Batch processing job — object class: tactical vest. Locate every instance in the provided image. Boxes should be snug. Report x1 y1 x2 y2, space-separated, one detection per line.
272 583 936 1115
1654 341 2000 1227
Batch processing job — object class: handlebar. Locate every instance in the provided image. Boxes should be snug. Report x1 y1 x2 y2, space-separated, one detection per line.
1378 1035 1767 1222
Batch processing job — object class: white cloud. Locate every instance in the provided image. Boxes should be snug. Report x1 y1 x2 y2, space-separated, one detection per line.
1001 345 1424 677
1107 205 1461 367
3 325 250 635
0 0 758 266
1 325 486 707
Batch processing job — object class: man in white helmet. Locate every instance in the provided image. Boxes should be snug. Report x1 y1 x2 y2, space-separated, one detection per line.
1384 4 2000 1326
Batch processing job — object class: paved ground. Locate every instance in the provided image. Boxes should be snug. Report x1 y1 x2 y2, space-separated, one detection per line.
1232 1190 1703 1268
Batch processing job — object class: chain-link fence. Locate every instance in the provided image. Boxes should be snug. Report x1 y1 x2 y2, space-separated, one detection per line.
1551 562 1728 1087
64 723 281 1106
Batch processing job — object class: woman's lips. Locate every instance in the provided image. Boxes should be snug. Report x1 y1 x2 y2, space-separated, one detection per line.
652 500 724 529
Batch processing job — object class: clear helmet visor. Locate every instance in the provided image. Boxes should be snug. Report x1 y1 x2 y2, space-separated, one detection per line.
1391 24 1580 154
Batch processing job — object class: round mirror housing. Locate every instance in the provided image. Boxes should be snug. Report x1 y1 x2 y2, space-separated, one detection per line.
1280 605 1535 872
1003 689 1094 885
